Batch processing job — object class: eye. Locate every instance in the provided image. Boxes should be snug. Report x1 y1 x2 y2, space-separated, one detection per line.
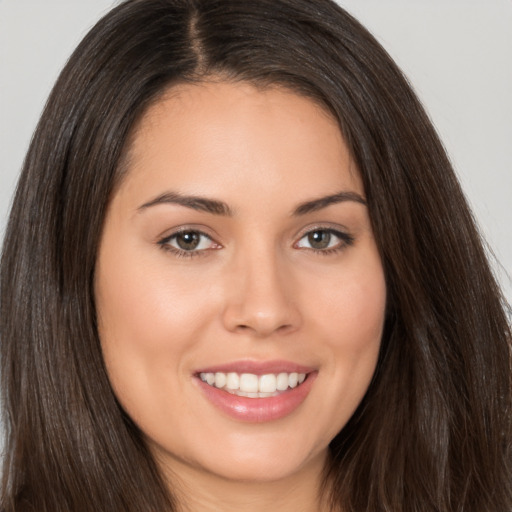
295 228 353 252
159 229 219 256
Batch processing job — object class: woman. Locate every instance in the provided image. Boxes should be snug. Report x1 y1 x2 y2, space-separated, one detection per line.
1 0 510 511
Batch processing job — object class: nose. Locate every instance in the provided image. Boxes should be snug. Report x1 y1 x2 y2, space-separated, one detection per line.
221 249 302 338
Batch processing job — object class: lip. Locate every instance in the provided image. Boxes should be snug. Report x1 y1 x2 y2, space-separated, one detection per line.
194 361 317 423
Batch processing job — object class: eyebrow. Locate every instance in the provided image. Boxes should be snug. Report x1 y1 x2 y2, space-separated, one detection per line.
293 191 367 215
137 190 366 216
138 192 233 216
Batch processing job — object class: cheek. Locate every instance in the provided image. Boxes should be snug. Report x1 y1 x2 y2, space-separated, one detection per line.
308 254 386 352
303 254 386 428
94 251 217 434
96 246 211 349
94 242 215 406
342 276 386 345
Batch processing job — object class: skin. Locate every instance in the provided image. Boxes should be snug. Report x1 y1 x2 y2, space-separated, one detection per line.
95 81 387 512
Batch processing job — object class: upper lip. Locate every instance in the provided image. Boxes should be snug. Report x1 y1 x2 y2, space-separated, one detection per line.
195 360 316 376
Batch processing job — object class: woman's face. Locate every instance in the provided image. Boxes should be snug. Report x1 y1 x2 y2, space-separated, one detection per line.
95 81 386 484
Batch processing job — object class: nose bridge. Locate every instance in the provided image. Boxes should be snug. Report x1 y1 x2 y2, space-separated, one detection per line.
222 238 300 336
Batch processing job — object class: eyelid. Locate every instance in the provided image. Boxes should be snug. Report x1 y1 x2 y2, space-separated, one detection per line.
293 222 352 241
156 224 220 243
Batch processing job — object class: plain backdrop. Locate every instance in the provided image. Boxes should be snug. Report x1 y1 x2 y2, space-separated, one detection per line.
0 0 511 306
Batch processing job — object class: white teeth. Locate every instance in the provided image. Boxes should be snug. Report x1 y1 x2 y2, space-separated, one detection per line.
226 372 239 390
276 372 289 391
199 371 307 396
214 372 226 388
240 373 259 393
259 374 277 393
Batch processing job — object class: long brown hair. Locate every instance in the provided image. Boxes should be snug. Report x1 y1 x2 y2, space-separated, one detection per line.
1 1 511 511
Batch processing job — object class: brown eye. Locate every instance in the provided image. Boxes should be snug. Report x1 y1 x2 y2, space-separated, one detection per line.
295 228 354 253
175 231 201 250
307 230 332 249
159 230 218 254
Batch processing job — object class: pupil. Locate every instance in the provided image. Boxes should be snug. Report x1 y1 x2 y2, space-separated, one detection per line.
176 231 200 250
308 230 331 249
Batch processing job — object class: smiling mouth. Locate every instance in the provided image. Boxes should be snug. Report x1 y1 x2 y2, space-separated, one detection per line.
199 371 308 398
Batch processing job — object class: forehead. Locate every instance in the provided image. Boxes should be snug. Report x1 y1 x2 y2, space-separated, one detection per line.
118 80 362 210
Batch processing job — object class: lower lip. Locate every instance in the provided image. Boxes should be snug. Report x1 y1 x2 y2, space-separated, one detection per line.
196 373 317 423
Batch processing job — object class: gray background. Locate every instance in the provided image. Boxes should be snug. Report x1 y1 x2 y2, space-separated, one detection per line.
1 0 511 305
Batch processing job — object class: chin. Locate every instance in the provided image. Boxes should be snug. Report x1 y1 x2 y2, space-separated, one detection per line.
149 428 328 485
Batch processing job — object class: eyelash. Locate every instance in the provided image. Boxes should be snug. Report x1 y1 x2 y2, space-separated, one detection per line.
157 227 354 259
